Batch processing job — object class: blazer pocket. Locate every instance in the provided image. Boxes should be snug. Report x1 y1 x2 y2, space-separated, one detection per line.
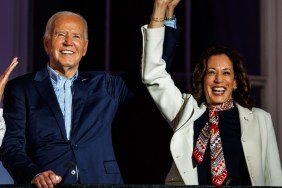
104 160 120 174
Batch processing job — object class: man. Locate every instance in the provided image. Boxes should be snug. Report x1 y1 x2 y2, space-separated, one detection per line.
1 3 180 188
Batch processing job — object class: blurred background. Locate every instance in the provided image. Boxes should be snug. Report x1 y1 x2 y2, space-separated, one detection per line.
0 0 281 184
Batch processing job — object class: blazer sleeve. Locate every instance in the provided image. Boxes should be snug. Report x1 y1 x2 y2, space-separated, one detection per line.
163 25 181 71
141 25 188 125
0 108 5 146
1 80 41 183
121 25 181 94
263 112 282 185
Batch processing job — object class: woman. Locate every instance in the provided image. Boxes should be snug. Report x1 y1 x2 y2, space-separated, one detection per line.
0 57 18 146
141 0 282 186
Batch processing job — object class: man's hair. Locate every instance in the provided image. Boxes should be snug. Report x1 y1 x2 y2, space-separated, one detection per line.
44 11 88 40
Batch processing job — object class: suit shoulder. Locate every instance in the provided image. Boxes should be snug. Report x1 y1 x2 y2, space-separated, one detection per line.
8 72 36 84
80 71 108 77
252 107 269 114
251 107 271 119
79 71 122 81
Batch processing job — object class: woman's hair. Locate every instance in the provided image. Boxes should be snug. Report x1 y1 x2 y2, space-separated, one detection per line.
44 11 88 40
190 46 255 109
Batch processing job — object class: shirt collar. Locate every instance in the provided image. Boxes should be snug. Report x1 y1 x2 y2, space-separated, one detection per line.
47 64 78 85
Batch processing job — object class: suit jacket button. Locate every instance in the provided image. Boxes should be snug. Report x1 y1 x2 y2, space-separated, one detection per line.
71 170 76 175
72 144 78 150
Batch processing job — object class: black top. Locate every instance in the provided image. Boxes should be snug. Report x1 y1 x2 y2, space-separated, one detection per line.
193 106 252 186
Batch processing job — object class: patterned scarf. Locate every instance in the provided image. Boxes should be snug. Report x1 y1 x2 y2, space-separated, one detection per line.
193 99 234 186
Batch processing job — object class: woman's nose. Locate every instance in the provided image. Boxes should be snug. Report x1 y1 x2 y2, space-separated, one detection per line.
214 73 223 82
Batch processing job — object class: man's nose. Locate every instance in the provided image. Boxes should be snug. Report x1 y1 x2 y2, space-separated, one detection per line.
63 35 73 45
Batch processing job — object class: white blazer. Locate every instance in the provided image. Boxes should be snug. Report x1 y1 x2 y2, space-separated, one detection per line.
141 25 282 186
0 108 5 146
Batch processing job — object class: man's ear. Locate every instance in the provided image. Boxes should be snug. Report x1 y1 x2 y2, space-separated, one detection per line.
83 40 89 56
43 37 49 55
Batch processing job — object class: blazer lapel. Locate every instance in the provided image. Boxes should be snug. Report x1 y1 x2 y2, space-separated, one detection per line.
34 68 67 140
236 104 264 184
236 104 254 136
70 73 89 137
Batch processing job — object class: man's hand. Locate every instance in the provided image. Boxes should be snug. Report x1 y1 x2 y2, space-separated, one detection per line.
31 170 62 188
149 0 181 28
166 0 181 18
0 57 18 102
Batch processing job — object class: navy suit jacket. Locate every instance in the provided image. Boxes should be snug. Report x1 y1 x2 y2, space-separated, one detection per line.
0 26 180 184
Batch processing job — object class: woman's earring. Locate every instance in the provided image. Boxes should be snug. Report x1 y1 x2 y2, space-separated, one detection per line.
233 87 237 91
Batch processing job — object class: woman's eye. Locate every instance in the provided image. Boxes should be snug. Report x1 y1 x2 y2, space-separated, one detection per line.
207 71 216 75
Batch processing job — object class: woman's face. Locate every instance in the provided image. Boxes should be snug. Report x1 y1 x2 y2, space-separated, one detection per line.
204 54 237 105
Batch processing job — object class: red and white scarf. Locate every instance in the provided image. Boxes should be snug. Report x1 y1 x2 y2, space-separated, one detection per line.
193 99 234 186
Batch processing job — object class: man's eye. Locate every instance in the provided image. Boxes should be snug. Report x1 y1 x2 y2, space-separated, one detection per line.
73 35 81 39
55 33 65 37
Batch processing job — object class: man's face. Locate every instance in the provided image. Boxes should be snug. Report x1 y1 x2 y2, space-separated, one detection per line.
44 14 88 74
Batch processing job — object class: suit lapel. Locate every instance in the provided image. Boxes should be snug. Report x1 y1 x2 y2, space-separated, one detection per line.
34 68 68 140
236 104 254 136
71 74 89 137
236 104 263 184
